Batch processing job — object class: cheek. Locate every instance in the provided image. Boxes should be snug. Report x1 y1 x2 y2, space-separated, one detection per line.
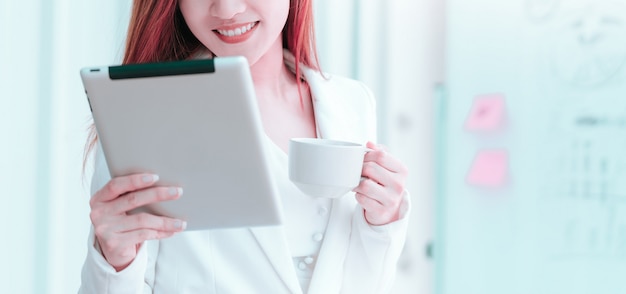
275 0 290 24
178 1 214 44
178 0 209 30
260 0 290 27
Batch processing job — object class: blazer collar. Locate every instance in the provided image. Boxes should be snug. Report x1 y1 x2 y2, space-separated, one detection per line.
283 49 352 141
249 50 355 293
249 227 303 293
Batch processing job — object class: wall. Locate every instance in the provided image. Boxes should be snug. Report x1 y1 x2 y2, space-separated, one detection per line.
0 1 131 293
438 0 626 293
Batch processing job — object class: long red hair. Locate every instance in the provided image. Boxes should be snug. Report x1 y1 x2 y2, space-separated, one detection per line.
84 0 321 165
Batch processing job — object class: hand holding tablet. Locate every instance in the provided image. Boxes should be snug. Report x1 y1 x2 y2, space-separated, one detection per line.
80 56 283 230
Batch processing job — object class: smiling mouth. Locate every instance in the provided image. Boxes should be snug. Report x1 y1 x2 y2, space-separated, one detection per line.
214 21 258 37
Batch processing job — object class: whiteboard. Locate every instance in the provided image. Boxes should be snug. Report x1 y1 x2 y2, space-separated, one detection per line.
436 0 626 293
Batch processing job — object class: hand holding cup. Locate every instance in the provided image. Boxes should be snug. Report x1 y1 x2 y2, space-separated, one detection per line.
288 138 370 198
288 138 408 225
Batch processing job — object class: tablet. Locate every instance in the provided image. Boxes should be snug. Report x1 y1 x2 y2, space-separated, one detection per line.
80 56 283 230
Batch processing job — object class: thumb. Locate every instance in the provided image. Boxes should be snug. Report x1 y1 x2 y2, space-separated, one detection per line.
366 141 387 152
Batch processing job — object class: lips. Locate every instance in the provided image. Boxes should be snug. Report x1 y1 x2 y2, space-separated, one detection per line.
213 21 258 44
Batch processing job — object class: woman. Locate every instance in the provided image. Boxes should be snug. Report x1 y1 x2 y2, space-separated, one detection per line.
79 0 411 293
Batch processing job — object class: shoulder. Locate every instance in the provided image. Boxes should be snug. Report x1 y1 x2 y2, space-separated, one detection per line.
90 143 112 196
282 49 377 142
283 49 375 111
318 73 375 107
303 68 378 143
303 69 376 111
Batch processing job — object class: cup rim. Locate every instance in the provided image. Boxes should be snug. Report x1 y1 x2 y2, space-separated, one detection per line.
290 137 362 148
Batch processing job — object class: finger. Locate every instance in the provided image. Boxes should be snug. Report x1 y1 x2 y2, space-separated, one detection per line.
355 176 404 208
115 213 187 233
94 174 160 203
363 148 408 175
361 161 405 195
366 141 387 152
353 178 386 205
114 229 180 249
361 161 392 186
355 192 383 210
109 186 182 215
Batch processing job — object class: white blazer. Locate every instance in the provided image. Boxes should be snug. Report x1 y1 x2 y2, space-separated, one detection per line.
79 53 410 294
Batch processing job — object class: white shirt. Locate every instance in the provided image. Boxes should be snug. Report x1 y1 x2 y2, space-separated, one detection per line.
263 135 333 291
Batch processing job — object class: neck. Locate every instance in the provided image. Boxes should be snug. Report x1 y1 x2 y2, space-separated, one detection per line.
249 38 295 101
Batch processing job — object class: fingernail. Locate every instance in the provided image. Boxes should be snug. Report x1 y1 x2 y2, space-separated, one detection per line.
174 220 187 230
168 187 177 196
143 174 159 183
168 187 182 196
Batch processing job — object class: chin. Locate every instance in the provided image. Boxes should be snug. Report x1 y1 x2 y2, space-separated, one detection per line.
208 47 251 62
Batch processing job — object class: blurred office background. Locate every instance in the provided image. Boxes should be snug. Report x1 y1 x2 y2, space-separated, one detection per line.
2 0 626 293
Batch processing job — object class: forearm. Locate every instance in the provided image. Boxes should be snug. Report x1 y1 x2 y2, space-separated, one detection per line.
78 227 151 294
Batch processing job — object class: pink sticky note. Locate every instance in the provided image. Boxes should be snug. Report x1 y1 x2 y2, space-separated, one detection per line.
464 93 506 132
466 149 508 188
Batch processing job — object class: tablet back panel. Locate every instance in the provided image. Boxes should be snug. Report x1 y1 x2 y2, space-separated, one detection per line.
80 57 283 230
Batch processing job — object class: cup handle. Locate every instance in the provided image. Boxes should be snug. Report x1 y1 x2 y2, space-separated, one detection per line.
358 148 373 185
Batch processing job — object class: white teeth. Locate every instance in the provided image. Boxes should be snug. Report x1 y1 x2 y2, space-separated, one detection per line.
217 22 256 37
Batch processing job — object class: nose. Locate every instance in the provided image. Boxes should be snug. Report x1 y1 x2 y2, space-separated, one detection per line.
210 0 246 20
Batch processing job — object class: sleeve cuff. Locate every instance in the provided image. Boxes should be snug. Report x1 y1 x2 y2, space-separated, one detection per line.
80 227 148 294
357 189 412 235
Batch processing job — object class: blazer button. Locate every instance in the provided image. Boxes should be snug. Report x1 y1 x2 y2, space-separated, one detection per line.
298 261 307 270
304 256 314 264
312 233 324 242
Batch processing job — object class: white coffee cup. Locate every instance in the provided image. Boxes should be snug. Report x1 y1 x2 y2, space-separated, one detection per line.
288 138 370 198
